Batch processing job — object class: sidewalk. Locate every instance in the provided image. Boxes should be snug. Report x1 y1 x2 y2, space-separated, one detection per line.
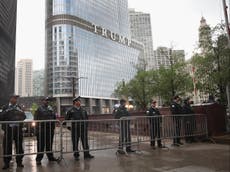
0 143 229 172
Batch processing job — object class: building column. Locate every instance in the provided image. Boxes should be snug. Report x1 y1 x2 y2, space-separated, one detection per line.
109 99 113 113
89 98 93 115
56 97 61 117
99 99 103 114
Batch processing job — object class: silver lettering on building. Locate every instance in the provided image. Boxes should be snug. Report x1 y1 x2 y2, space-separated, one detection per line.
102 28 108 38
119 35 126 44
92 24 131 47
128 39 132 46
110 32 116 41
93 23 98 33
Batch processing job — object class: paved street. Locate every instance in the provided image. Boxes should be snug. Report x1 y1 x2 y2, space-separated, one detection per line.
0 143 229 172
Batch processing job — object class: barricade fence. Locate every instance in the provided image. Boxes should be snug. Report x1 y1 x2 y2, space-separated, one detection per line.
0 114 208 160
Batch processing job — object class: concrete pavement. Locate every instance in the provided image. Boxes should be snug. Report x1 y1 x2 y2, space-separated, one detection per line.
0 143 229 172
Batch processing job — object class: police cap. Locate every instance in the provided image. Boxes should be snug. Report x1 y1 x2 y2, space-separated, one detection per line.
9 94 20 99
120 99 126 104
73 96 81 103
41 97 51 101
173 95 180 100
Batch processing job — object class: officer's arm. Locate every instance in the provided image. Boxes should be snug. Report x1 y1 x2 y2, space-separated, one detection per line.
53 112 56 120
114 109 120 119
84 111 88 120
170 104 177 114
65 110 71 120
34 108 40 120
18 106 26 120
147 108 152 116
21 111 26 120
0 106 8 121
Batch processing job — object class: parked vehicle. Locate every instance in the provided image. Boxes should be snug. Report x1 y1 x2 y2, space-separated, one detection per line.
23 111 36 136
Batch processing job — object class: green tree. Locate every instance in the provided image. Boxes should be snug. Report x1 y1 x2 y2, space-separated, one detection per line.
156 63 193 104
115 70 156 110
115 52 193 109
31 103 38 115
192 24 230 105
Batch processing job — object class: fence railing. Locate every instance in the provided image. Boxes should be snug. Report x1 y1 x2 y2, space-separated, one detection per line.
0 114 208 160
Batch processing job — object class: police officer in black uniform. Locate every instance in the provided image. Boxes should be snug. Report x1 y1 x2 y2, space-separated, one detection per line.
147 100 163 149
170 95 184 146
34 97 58 165
66 97 94 160
114 99 135 154
183 98 195 143
0 95 26 170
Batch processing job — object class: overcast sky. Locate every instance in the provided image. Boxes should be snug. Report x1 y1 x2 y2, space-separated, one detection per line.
16 0 224 70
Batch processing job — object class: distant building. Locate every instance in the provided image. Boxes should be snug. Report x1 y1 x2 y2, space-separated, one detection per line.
15 59 33 97
129 9 155 70
0 0 17 105
154 47 185 69
33 70 44 96
199 17 212 54
45 0 143 115
190 17 212 103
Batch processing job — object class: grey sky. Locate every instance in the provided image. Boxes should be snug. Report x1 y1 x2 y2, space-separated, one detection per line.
16 0 224 70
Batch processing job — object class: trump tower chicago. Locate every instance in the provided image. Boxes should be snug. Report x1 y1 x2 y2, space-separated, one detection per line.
45 0 143 115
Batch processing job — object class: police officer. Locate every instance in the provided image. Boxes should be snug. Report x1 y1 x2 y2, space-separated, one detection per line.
183 98 195 143
66 97 94 160
34 97 58 165
114 99 135 154
0 95 26 170
147 100 163 149
170 95 184 146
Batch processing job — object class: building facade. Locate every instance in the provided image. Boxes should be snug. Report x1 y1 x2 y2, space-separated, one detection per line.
129 9 155 70
15 59 33 97
154 47 185 69
198 17 212 54
33 70 45 96
0 0 17 106
45 0 143 115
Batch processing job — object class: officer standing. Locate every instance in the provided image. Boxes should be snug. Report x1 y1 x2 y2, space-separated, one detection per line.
0 95 26 170
114 99 135 154
34 97 58 165
170 95 183 146
147 100 163 149
183 98 195 143
65 97 94 160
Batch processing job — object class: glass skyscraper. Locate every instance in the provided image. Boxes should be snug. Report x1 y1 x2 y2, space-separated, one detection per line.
0 0 17 106
129 9 155 70
45 0 143 114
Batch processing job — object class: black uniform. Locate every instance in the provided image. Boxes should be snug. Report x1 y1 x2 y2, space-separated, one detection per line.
0 104 26 166
66 106 90 158
114 106 132 151
170 101 183 144
147 107 162 147
34 105 56 162
182 102 195 142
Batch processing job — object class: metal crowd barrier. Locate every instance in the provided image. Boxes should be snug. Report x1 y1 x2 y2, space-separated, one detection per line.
0 120 61 158
127 114 208 145
0 114 208 160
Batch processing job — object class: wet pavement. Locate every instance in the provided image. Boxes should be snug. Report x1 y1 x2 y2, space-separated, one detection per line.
0 142 229 172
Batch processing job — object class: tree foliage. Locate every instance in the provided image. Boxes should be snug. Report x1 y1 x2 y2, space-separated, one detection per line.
31 103 38 115
115 56 193 110
192 24 230 104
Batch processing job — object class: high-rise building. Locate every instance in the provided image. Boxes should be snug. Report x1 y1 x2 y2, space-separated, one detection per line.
33 70 44 96
45 0 143 114
129 9 155 70
154 47 185 69
0 0 17 105
15 59 33 97
199 17 212 54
